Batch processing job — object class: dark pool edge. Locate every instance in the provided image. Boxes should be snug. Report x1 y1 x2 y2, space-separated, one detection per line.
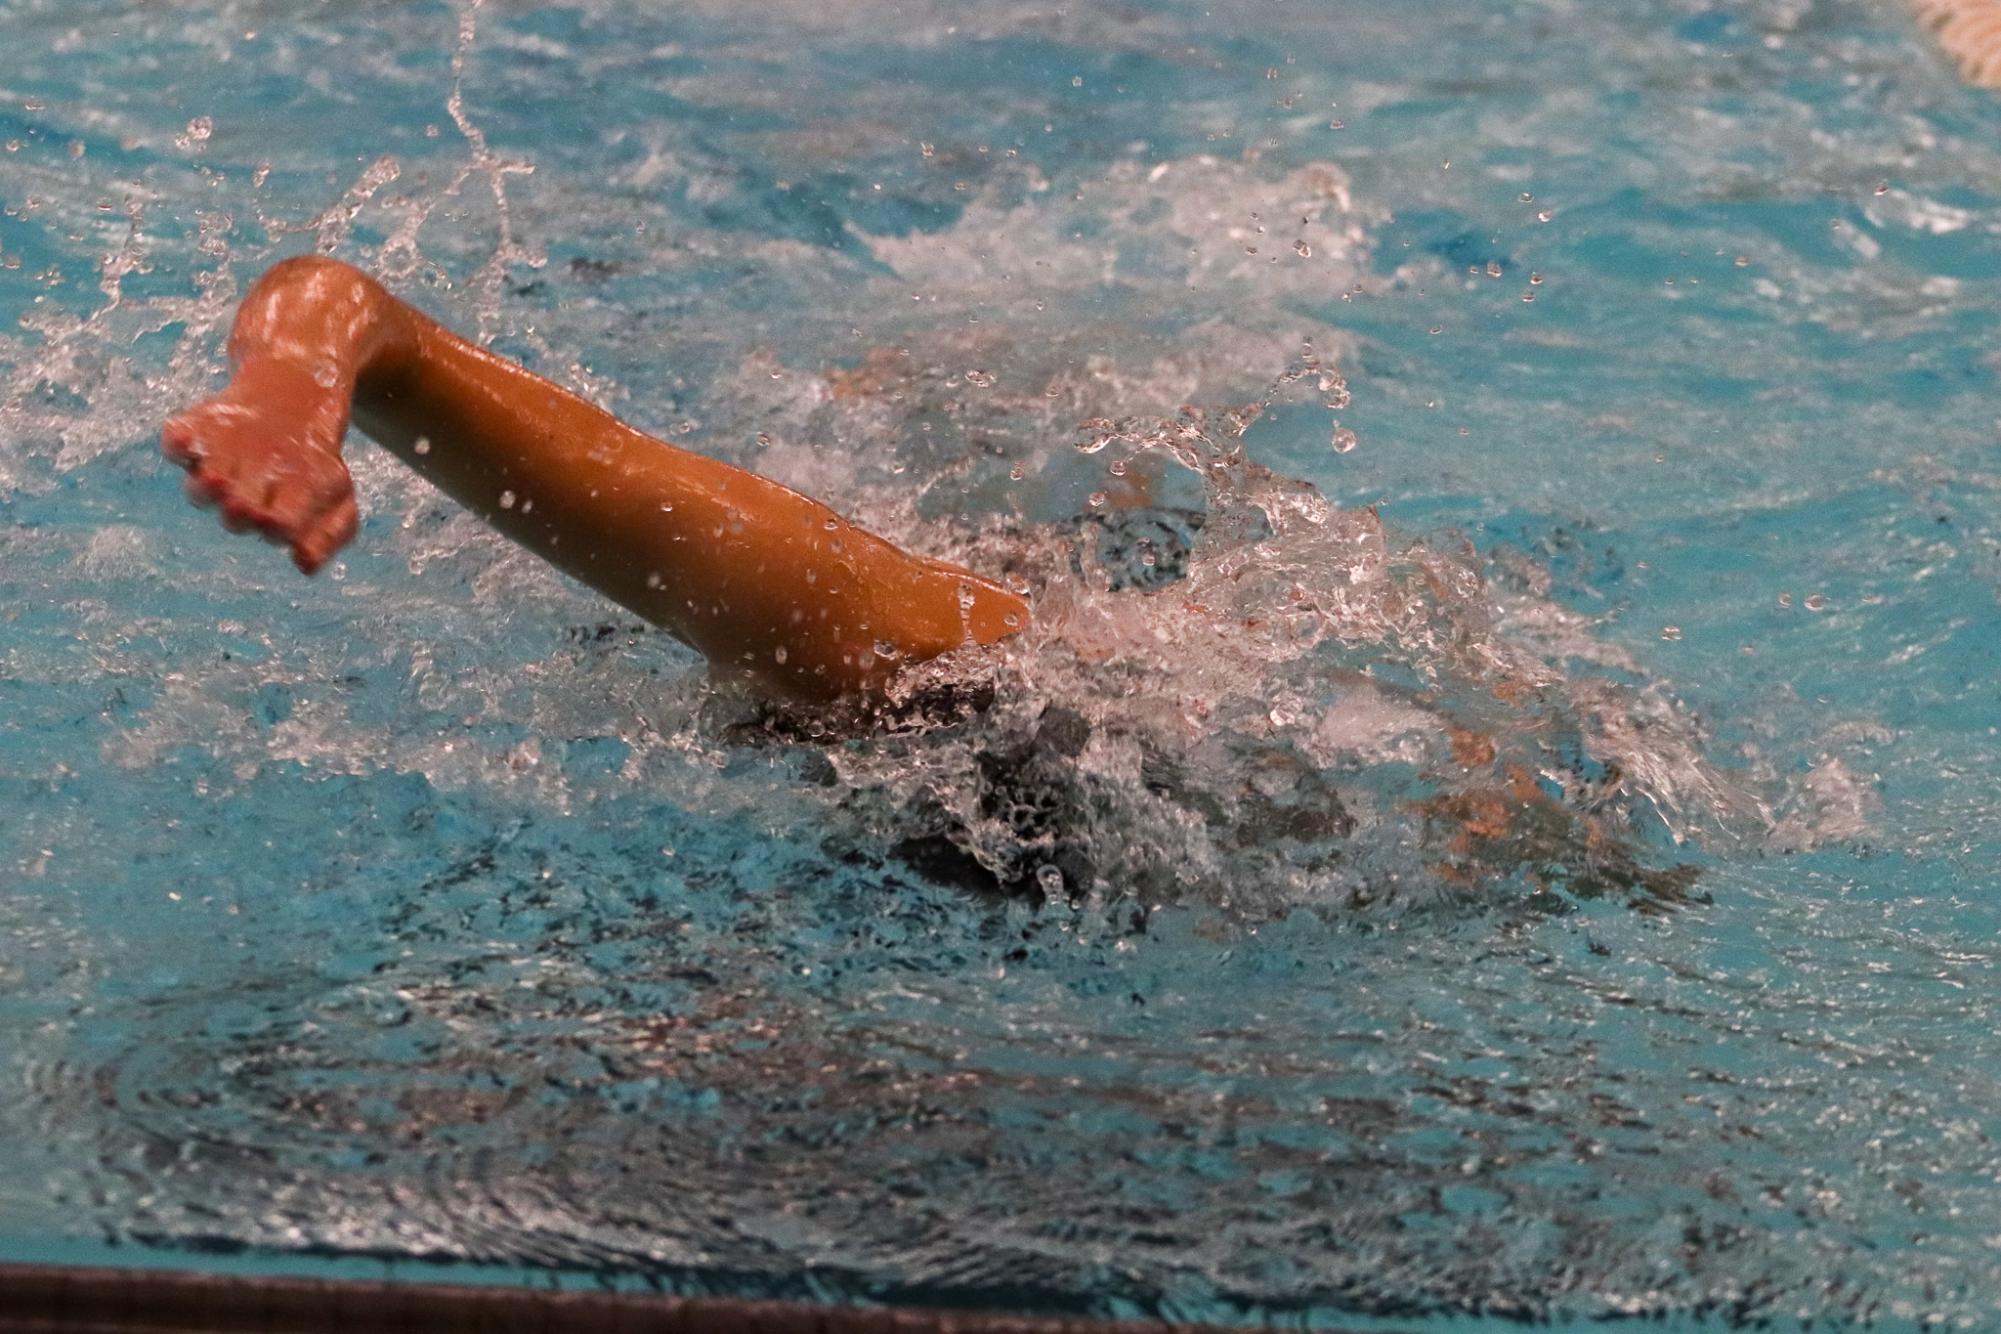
0 1260 1268 1334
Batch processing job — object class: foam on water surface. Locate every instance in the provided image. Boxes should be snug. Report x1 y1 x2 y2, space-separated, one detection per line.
4 0 2001 1327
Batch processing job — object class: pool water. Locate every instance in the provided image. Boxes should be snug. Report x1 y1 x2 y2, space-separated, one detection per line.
5 0 2001 1327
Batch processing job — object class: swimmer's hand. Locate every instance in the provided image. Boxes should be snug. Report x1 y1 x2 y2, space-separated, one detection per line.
161 358 360 575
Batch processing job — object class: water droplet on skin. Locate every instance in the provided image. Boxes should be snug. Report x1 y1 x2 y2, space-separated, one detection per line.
1009 464 1026 481
1734 255 1751 267
823 518 839 531
1536 210 1552 223
1874 182 1889 196
1778 592 1793 607
1661 626 1683 641
1331 427 1358 454
873 640 900 659
1485 260 1503 279
1528 272 1544 285
1520 192 1534 204
1327 119 1345 129
1002 613 1020 628
1429 326 1443 336
1294 240 1312 257
498 489 516 510
1804 593 1828 611
920 142 935 158
755 432 771 447
1108 459 1127 477
658 502 674 513
412 436 431 455
965 368 994 388
1521 290 1535 302
1088 491 1109 509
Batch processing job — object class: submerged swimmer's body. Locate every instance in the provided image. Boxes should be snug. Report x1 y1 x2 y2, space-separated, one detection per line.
163 257 1698 911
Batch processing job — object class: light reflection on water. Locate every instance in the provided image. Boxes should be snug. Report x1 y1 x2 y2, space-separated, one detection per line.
4 0 2001 1327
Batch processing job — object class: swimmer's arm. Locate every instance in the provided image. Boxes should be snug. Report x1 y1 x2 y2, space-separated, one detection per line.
161 256 1028 701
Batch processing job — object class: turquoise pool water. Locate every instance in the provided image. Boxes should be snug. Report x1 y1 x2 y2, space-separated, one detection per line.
5 0 2001 1327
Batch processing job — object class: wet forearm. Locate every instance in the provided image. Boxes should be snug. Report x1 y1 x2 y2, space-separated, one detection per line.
352 321 959 694
209 257 1028 700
